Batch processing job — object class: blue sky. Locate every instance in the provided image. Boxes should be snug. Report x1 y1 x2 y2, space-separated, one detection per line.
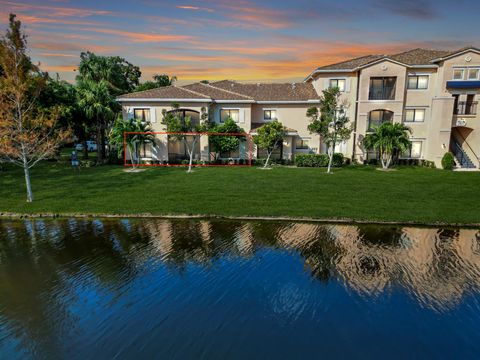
1 0 479 83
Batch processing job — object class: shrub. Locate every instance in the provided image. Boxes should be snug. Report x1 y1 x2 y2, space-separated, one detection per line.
295 153 344 167
441 152 455 170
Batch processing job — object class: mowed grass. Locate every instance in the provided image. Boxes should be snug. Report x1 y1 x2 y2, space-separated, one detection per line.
0 162 479 224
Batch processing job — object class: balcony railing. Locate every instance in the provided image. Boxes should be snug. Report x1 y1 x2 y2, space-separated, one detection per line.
454 101 477 115
368 87 396 100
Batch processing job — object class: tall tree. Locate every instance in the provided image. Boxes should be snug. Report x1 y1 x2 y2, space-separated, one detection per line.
363 122 412 170
135 74 177 92
252 120 286 168
307 87 352 173
0 14 69 202
76 52 141 162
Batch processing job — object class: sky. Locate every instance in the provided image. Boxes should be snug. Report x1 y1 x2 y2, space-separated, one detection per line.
1 0 479 84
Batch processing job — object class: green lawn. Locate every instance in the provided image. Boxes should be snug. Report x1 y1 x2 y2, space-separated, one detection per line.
0 162 479 225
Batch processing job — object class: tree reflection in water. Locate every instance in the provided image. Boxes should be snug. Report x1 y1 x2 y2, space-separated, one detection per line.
0 218 479 357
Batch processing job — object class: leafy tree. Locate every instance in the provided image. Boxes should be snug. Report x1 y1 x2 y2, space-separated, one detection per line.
162 103 205 172
76 52 141 162
363 122 412 170
135 74 177 92
307 87 352 173
200 80 209 84
0 14 69 202
252 120 286 168
441 152 455 170
209 118 245 159
109 117 154 167
39 76 92 159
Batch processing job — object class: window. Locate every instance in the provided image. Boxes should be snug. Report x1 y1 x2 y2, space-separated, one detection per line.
468 68 479 80
369 77 396 100
220 109 239 123
453 69 464 80
295 138 309 150
263 110 277 121
329 79 346 92
405 109 425 122
368 110 393 131
407 75 429 89
403 141 422 159
133 108 151 122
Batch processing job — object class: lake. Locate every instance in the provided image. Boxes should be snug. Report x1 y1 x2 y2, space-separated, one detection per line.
0 219 479 359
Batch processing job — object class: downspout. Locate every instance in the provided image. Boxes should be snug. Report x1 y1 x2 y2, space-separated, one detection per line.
351 70 360 161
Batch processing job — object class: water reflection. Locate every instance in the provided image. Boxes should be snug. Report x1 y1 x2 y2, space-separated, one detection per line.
0 219 479 358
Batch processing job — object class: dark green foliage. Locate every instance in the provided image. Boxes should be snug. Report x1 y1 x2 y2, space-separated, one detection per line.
441 152 455 170
135 74 177 92
295 154 344 167
209 118 245 157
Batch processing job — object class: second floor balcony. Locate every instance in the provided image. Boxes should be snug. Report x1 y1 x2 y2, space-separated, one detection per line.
368 77 396 100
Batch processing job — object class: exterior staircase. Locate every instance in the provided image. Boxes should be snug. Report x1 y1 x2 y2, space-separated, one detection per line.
451 139 477 169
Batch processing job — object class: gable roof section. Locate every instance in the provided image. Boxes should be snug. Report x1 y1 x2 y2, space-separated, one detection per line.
389 48 450 65
211 80 320 102
314 54 385 71
308 48 461 79
429 47 480 62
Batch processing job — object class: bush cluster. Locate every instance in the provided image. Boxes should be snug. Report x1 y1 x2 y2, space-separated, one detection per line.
295 153 344 167
441 152 455 170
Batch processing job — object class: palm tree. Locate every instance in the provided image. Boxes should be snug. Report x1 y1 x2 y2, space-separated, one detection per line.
363 122 412 170
77 79 116 163
110 117 155 167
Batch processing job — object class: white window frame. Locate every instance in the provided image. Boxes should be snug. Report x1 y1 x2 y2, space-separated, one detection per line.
453 68 465 80
263 108 277 121
401 140 423 159
404 108 426 123
407 74 429 90
132 107 155 123
220 108 241 123
329 78 346 92
467 68 480 80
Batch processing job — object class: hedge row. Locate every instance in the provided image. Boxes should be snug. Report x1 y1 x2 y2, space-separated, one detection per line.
295 153 345 167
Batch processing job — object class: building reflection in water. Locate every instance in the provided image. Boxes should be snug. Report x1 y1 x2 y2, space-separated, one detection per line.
0 218 479 316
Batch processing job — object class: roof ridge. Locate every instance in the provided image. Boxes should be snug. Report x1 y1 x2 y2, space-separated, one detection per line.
199 82 254 99
176 85 211 99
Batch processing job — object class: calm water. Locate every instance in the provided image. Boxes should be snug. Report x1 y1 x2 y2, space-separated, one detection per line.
0 219 480 359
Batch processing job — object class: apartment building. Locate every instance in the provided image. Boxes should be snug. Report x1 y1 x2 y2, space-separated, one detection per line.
118 47 480 168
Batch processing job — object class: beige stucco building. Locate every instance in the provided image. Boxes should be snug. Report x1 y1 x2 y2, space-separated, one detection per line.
118 47 480 168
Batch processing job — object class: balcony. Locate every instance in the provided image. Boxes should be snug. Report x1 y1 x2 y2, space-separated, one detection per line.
454 101 477 116
369 77 396 101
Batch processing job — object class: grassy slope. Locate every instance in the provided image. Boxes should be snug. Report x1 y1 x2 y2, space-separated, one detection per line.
0 163 479 224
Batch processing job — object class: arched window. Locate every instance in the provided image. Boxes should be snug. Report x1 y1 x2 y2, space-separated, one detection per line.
368 110 393 132
167 109 200 126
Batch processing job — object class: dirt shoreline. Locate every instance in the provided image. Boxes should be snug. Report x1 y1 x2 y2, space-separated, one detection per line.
1 212 479 228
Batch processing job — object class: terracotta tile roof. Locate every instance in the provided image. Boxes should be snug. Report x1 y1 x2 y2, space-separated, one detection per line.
183 82 253 101
314 47 479 72
211 80 320 101
118 85 211 100
389 48 451 65
315 54 385 71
